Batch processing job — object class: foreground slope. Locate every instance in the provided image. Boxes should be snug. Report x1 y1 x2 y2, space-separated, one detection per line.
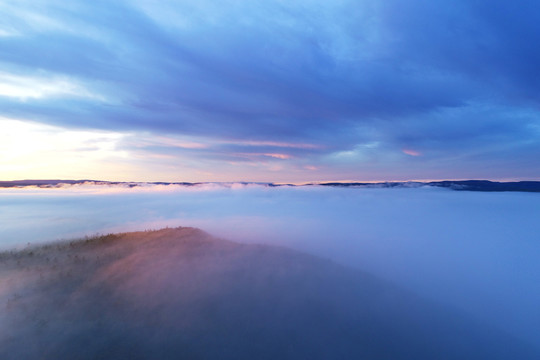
0 227 537 359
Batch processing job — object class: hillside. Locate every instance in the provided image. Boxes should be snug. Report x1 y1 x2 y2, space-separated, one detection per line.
1 227 537 359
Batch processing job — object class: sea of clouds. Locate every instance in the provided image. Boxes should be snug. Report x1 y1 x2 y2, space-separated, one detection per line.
1 184 539 348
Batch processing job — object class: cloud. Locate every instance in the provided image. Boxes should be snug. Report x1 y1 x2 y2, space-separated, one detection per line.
4 227 538 358
402 149 421 156
0 72 104 101
0 0 539 179
1 185 540 348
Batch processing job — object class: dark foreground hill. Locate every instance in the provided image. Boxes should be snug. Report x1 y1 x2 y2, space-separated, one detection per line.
0 228 537 359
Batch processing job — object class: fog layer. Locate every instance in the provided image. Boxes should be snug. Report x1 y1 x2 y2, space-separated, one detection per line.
1 185 539 347
1 228 538 359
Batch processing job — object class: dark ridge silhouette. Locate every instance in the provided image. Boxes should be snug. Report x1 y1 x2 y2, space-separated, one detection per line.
1 227 537 359
427 180 540 192
317 180 540 192
0 179 94 187
317 181 408 188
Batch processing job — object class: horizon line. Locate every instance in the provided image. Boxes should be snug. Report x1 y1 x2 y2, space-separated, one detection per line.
2 178 540 185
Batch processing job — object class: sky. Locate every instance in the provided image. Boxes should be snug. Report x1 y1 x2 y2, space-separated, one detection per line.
1 0 540 182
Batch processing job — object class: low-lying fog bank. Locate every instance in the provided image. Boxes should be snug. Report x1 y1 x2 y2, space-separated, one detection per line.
1 185 539 349
1 227 537 359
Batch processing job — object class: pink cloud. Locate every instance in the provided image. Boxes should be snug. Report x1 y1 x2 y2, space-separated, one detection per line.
263 153 291 159
223 140 321 149
402 149 422 156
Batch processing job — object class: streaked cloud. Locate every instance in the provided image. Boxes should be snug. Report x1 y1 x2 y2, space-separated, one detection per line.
0 0 539 180
220 140 322 150
403 149 421 157
0 72 104 101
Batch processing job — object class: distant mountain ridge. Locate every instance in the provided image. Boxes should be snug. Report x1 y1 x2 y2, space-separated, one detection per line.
1 179 540 192
317 180 540 192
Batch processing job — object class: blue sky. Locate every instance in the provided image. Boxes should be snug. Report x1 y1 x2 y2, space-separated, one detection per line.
1 0 540 182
